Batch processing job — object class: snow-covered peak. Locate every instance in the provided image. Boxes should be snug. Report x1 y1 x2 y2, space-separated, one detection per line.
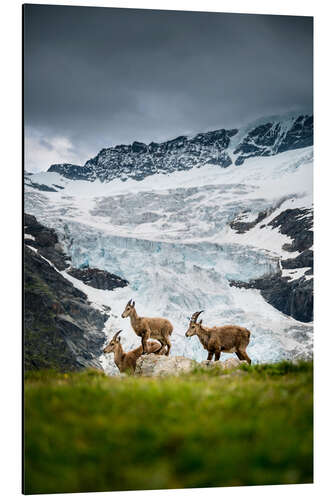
44 112 313 184
25 141 313 366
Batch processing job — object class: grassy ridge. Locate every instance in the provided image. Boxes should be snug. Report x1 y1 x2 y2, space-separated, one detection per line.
24 361 313 494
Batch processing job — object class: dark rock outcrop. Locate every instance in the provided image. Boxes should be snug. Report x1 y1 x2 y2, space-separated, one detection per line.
24 215 130 371
48 128 237 182
24 246 108 371
282 249 313 271
230 274 313 323
268 208 313 253
48 163 92 180
24 213 69 270
47 114 312 183
230 208 271 234
67 266 128 290
229 205 313 322
234 115 313 165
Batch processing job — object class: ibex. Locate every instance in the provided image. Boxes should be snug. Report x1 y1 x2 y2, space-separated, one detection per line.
185 311 251 364
103 330 164 374
121 299 173 355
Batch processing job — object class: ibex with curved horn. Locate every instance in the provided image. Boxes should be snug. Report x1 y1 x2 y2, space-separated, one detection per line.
121 300 173 355
103 330 164 374
185 311 251 364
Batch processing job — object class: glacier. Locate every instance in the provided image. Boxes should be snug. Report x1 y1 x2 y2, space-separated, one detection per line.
25 145 313 374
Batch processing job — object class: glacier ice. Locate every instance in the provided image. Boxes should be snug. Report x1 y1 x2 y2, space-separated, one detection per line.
25 146 313 373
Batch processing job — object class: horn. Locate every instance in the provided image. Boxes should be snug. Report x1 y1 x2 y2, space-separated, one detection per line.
126 299 132 307
191 310 204 323
113 330 122 340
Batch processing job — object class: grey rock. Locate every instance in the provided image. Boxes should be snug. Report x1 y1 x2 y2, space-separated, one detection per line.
135 354 198 377
200 358 247 370
24 215 110 372
67 266 128 291
46 114 312 184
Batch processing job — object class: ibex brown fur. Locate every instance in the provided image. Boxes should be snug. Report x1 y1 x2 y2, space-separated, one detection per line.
185 311 251 364
121 300 173 355
103 330 164 374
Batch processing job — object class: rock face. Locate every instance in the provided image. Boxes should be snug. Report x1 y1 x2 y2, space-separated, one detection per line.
269 208 313 253
229 204 313 323
25 213 128 288
230 207 273 234
24 215 129 371
47 113 313 183
67 266 128 290
230 274 313 323
24 245 108 371
24 213 70 270
234 115 313 165
49 129 236 182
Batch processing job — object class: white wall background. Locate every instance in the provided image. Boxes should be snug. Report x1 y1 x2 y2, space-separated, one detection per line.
1 1 332 499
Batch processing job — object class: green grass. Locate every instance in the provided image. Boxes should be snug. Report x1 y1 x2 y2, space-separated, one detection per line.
24 361 313 494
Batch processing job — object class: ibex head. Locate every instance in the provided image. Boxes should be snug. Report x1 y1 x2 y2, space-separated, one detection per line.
185 311 203 337
103 330 122 353
121 299 135 318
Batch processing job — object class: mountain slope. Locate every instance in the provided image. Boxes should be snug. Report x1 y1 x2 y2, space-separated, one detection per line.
24 246 107 371
47 112 313 183
229 205 313 322
24 214 130 371
25 133 313 369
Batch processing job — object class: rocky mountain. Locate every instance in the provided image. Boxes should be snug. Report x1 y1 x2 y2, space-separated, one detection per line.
25 111 314 366
24 246 107 371
67 266 129 290
47 113 313 183
229 207 313 322
234 115 313 165
24 214 129 371
24 213 70 270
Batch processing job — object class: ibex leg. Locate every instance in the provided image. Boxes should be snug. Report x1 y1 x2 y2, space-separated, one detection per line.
214 351 221 361
155 340 165 355
239 349 251 365
141 332 150 355
165 338 171 356
207 352 214 361
236 350 244 361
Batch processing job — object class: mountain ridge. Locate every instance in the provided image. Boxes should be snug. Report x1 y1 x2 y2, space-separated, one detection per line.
47 112 313 183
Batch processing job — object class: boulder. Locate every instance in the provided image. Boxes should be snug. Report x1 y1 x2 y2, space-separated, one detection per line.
134 354 248 377
135 354 198 377
200 358 247 370
223 358 246 370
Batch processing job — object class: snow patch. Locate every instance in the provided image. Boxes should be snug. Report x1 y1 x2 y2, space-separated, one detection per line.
25 146 313 366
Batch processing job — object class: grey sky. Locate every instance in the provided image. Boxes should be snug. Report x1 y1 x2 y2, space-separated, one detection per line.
24 5 313 172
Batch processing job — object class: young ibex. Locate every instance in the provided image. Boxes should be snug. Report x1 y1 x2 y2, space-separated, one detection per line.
103 330 164 374
121 299 173 355
185 311 251 364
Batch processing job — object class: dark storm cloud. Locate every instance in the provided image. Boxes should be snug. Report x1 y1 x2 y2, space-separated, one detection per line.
24 5 313 171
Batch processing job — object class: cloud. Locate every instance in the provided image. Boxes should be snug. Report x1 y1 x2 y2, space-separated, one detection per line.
25 128 87 172
24 6 313 172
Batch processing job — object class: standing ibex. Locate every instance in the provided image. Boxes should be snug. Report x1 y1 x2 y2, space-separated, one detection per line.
185 311 251 364
121 299 173 355
103 330 164 374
